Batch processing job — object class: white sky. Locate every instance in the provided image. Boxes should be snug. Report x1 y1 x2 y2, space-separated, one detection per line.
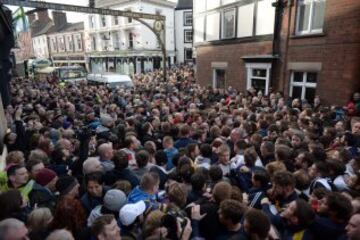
7 0 178 23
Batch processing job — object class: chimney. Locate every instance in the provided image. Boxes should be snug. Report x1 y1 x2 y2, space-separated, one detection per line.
27 13 35 24
37 9 49 21
52 11 67 30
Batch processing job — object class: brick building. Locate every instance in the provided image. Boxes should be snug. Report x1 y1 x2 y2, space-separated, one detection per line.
193 0 360 105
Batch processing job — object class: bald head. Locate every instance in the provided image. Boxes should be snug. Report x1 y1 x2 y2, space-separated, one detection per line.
98 143 114 160
0 218 28 240
83 157 104 175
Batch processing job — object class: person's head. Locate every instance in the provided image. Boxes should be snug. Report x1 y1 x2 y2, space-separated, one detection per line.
85 172 104 198
295 151 314 170
280 199 315 227
168 182 188 208
162 136 174 149
5 151 25 166
291 132 304 148
318 192 353 223
112 150 129 170
346 213 360 240
209 165 223 183
46 229 74 240
179 124 191 137
217 144 230 165
27 208 53 233
140 172 160 195
252 169 270 189
119 201 146 226
55 175 80 198
98 143 114 160
218 199 247 228
92 214 121 240
260 141 274 158
143 210 167 239
52 196 86 234
7 165 29 188
26 159 45 179
243 209 270 240
191 173 206 192
275 144 292 162
0 190 23 221
187 143 199 159
28 149 49 166
199 143 212 158
103 189 127 213
244 147 257 168
136 150 150 168
272 171 296 200
308 161 329 179
212 181 232 204
124 136 136 150
35 168 58 192
0 218 28 240
83 157 104 175
352 121 360 135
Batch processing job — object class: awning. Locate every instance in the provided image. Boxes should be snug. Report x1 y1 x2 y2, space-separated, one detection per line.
36 67 56 74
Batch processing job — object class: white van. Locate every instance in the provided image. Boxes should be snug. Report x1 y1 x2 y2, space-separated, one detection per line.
87 73 134 88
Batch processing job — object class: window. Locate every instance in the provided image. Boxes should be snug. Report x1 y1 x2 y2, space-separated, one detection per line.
184 48 193 61
184 11 192 26
126 9 133 23
51 38 57 52
100 15 106 27
89 15 95 28
296 0 325 35
213 69 226 89
66 35 73 52
222 8 236 39
184 30 193 43
246 63 271 95
129 32 134 49
75 34 82 51
58 37 65 51
113 32 120 50
113 16 119 25
290 71 317 103
91 35 97 51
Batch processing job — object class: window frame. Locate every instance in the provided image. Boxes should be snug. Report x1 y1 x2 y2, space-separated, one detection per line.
212 68 227 89
295 0 326 35
289 71 317 100
184 29 193 43
221 7 236 39
245 63 272 95
183 11 193 26
184 48 193 61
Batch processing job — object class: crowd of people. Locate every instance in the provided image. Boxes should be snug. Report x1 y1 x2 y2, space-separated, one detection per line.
0 66 360 240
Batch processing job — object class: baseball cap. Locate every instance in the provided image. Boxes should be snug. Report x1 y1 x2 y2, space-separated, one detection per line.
119 201 146 226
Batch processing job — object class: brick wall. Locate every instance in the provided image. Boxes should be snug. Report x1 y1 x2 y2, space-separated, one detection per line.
196 41 273 91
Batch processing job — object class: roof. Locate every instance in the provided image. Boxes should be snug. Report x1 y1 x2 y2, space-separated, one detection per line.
58 22 84 33
30 19 53 37
175 0 193 10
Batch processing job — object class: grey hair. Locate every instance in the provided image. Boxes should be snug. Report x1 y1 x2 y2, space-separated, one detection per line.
0 218 26 240
46 229 74 240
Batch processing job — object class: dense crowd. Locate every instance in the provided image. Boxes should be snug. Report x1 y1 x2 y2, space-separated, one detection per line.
0 66 360 240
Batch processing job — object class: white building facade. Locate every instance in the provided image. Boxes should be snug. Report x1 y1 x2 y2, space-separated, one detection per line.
175 0 193 64
32 34 50 59
85 0 176 74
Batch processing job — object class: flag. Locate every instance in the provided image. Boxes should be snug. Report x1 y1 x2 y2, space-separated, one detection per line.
12 7 28 33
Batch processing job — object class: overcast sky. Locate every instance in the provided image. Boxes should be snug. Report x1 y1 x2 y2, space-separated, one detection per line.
8 0 177 23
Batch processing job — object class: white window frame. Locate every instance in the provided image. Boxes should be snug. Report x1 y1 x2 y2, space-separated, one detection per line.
221 8 236 39
289 71 317 100
89 15 95 29
296 0 325 35
245 63 271 95
184 30 193 43
100 15 107 28
184 11 193 26
184 48 193 61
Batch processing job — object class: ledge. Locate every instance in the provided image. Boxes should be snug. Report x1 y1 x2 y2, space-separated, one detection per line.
290 33 326 39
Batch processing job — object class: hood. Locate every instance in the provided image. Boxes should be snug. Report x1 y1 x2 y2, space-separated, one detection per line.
87 205 103 227
127 186 155 204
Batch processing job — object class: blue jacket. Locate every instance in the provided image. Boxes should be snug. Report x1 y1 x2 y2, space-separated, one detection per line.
127 186 156 204
164 147 178 170
174 137 197 150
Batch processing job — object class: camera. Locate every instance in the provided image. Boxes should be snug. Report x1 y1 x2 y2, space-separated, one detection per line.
161 209 188 240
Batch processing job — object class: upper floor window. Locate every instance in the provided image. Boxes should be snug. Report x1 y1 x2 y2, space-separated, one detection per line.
222 8 236 39
184 11 192 26
184 30 193 43
89 15 95 28
296 0 326 35
100 15 107 27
